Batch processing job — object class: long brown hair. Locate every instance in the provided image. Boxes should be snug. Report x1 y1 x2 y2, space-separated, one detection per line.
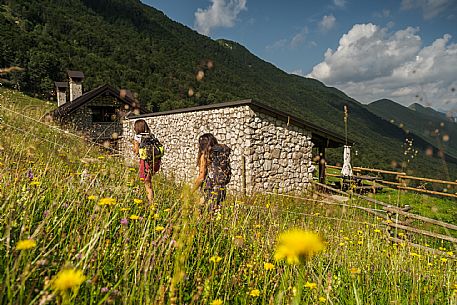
197 133 218 166
133 119 150 135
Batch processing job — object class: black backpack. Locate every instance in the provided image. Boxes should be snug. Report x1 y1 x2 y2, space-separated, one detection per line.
208 144 232 186
138 134 164 163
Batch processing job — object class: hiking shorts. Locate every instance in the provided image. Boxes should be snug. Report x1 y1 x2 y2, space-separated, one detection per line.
139 159 161 181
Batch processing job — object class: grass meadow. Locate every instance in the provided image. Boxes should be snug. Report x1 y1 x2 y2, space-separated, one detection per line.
0 88 456 304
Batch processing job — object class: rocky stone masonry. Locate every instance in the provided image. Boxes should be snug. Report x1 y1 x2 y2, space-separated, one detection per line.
121 105 315 194
61 95 126 141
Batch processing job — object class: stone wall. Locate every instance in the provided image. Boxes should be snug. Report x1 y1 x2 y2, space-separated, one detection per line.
62 95 126 142
69 80 83 102
121 104 315 194
247 112 314 193
121 105 252 192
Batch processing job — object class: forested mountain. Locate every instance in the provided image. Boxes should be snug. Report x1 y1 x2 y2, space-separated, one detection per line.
367 99 457 160
1 0 456 179
408 103 447 120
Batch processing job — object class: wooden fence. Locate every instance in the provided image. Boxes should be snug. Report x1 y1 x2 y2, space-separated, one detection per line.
326 164 457 199
312 181 457 255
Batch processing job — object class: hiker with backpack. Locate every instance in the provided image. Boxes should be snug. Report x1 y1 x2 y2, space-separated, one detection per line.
193 133 231 212
132 119 164 205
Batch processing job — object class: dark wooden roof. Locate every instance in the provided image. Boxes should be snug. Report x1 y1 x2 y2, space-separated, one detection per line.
54 82 68 89
51 84 149 118
129 99 353 148
67 70 84 79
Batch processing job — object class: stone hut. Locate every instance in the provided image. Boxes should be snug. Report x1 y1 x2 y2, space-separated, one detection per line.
51 71 147 148
121 99 347 194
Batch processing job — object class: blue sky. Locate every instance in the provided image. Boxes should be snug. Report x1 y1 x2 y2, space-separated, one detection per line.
143 0 457 112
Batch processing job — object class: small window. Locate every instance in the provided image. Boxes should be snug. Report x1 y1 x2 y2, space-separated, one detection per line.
91 106 117 123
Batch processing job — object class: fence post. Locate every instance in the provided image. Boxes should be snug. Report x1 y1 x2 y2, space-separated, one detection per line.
241 155 246 196
386 206 394 240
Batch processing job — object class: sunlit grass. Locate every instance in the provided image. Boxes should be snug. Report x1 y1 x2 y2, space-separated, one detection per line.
1 88 456 304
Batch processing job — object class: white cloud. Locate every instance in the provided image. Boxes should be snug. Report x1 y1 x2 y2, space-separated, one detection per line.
266 27 308 50
290 69 305 76
374 9 391 18
290 27 309 48
319 15 336 31
401 0 455 19
194 0 247 36
266 39 287 50
333 0 346 8
307 23 457 110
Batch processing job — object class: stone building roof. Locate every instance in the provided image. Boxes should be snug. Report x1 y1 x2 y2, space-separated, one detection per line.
54 82 68 89
129 99 353 148
67 70 85 79
51 84 148 118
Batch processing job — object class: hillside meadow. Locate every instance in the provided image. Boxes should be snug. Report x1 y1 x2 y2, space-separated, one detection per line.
0 88 456 304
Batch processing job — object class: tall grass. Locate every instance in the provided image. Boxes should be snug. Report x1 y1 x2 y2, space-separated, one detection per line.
0 89 456 304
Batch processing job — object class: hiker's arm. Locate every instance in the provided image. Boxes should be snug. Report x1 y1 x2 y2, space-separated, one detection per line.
132 139 139 155
193 156 206 192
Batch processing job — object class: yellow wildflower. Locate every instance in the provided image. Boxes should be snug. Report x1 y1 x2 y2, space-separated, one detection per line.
98 197 116 206
339 242 345 246
319 296 327 303
120 207 130 211
153 213 160 219
133 198 143 204
374 229 381 233
210 256 222 263
164 208 171 212
274 229 325 264
410 252 422 258
16 239 37 250
447 251 454 256
291 286 297 296
441 258 448 263
155 225 165 232
51 268 86 291
30 181 41 186
246 263 254 268
250 289 260 297
211 299 223 305
87 195 97 201
304 282 317 289
264 262 275 270
350 267 361 275
357 240 363 245
130 215 140 220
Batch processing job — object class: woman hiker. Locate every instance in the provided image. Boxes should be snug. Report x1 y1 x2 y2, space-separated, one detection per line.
132 119 162 205
193 133 231 213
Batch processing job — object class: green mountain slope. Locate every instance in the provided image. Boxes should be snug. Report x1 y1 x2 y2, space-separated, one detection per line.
367 99 457 160
408 103 447 120
1 0 456 179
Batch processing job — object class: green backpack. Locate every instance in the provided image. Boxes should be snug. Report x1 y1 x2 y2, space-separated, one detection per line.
138 134 164 162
